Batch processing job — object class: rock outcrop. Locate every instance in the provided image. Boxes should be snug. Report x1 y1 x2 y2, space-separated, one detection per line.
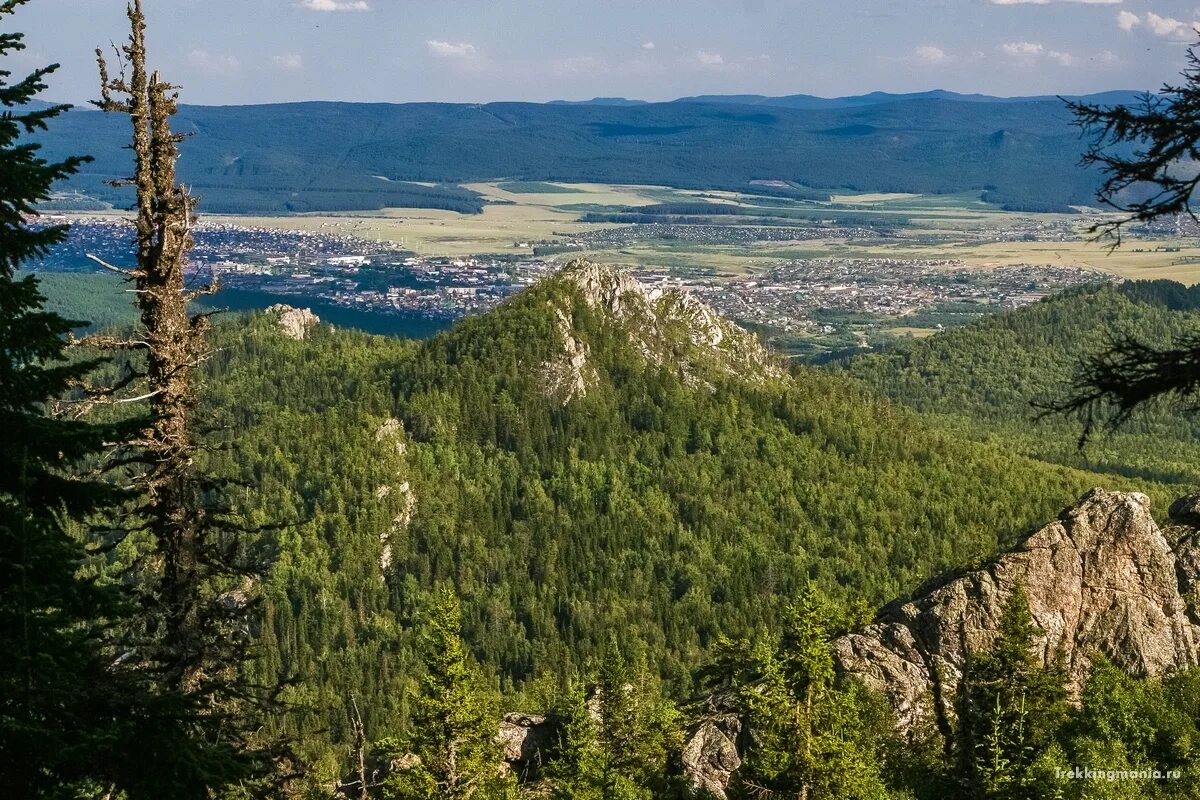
678 703 743 799
352 491 1200 800
540 260 782 401
835 488 1200 730
266 303 320 340
540 305 595 404
497 713 556 778
373 418 413 574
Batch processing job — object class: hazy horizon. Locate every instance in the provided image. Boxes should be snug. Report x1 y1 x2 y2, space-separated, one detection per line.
40 87 1152 110
10 0 1197 107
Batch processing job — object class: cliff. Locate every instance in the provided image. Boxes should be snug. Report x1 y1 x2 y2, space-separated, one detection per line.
835 488 1200 731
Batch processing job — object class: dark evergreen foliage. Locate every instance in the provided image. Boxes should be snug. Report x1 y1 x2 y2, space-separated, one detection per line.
0 3 151 794
179 271 1154 778
842 281 1200 487
953 587 1069 800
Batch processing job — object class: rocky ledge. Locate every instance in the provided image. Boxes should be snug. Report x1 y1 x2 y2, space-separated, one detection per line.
835 488 1200 730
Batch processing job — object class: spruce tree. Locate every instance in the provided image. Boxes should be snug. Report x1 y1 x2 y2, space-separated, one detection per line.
82 3 294 794
547 638 679 800
0 0 137 792
954 586 1069 800
382 587 514 800
718 588 895 800
547 679 605 800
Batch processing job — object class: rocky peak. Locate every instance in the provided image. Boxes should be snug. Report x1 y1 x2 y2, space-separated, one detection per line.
540 260 781 402
835 488 1200 730
266 303 320 340
559 259 650 319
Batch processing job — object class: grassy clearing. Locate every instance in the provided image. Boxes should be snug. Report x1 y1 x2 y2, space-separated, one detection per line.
886 326 939 339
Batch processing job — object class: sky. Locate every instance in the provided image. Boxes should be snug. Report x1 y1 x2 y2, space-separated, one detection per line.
8 0 1200 106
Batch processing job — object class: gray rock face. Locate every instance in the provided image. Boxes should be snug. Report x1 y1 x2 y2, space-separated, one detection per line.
679 707 743 800
497 713 556 778
835 489 1200 730
266 304 320 340
1170 492 1200 527
547 260 783 397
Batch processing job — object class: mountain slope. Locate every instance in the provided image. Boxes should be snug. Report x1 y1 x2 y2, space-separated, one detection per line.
192 261 1170 768
37 95 1104 212
840 281 1200 487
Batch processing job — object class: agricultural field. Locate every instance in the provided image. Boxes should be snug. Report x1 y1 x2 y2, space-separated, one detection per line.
175 182 1200 284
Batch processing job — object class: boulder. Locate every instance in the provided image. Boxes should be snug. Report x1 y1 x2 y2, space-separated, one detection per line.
1170 492 1200 527
497 712 556 778
678 704 743 799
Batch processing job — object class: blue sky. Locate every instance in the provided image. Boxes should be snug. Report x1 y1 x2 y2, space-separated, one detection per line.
9 0 1200 105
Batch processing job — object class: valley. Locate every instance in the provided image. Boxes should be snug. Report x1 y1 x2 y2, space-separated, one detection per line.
13 3 1200 791
38 182 1200 355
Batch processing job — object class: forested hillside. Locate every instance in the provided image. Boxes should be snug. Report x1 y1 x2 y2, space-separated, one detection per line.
181 262 1181 778
841 280 1200 488
33 94 1107 213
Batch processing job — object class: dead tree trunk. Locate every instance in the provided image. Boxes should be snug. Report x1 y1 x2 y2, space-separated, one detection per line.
94 0 212 693
69 2 294 792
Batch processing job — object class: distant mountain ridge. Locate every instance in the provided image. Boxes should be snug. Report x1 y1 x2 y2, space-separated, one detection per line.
32 89 1138 213
541 89 1144 109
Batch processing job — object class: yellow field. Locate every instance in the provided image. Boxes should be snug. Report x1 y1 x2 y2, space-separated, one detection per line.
465 181 667 207
886 327 939 339
208 205 604 258
831 192 923 204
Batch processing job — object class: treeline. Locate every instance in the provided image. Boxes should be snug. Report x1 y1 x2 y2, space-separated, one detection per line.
1118 278 1200 311
53 172 486 215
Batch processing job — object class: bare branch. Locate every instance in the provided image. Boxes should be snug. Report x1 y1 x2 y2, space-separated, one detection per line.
85 253 136 276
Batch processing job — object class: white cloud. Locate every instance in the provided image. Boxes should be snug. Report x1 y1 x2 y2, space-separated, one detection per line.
188 49 240 76
1001 41 1045 57
426 40 478 58
642 41 656 50
695 50 725 66
273 54 304 71
1117 10 1140 31
913 44 950 64
999 40 1079 66
298 0 369 10
1145 11 1195 39
1113 10 1196 38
